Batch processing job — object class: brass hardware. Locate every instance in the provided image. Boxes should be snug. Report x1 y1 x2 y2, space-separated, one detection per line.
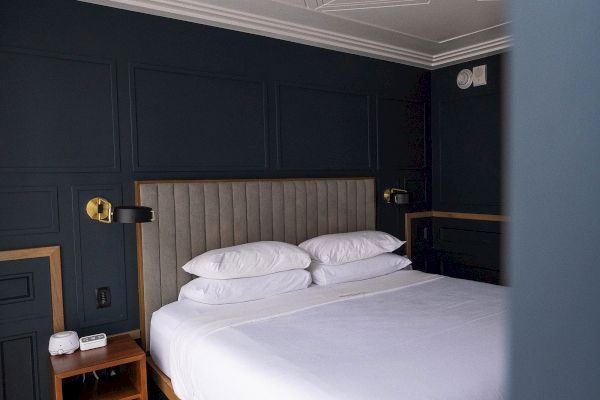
86 197 113 223
383 188 393 203
383 188 409 204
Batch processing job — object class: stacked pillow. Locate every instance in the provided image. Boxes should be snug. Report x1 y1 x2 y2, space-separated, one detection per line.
178 231 411 303
299 231 411 285
179 241 312 304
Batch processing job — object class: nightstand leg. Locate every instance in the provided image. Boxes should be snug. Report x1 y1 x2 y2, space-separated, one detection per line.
130 357 148 400
139 358 148 400
51 375 62 400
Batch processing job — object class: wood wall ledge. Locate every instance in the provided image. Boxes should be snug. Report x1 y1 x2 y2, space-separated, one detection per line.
0 246 64 332
404 211 508 258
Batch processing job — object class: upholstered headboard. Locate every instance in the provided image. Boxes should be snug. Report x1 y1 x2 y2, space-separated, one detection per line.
135 177 376 349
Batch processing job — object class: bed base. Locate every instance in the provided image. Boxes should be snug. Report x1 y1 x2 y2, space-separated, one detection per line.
147 356 180 400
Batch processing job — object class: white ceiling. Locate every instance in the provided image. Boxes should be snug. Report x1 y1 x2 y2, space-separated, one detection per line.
81 0 511 69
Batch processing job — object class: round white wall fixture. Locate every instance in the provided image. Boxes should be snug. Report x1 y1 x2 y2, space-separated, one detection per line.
457 69 473 89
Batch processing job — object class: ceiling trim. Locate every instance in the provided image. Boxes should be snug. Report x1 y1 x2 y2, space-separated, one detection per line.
431 36 511 67
315 0 431 13
306 8 510 45
437 22 510 44
80 0 510 69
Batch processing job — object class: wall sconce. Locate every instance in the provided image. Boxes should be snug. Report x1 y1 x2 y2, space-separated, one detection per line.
383 188 410 205
86 197 154 224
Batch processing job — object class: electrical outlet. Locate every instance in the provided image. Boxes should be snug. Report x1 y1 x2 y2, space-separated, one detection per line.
96 287 111 308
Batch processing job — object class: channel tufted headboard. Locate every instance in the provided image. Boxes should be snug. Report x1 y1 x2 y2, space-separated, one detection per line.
135 177 376 349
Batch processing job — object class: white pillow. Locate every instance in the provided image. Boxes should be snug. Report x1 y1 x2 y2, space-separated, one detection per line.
182 241 311 279
309 253 412 286
299 230 405 265
178 269 312 304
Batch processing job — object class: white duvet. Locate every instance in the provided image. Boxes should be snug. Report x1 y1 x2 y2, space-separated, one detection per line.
152 270 507 400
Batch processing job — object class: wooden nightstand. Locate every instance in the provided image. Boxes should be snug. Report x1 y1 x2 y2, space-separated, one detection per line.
50 334 147 400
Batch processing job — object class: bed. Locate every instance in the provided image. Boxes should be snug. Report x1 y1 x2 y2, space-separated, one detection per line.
135 178 507 400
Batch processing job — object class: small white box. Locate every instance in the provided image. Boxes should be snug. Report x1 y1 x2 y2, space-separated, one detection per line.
472 65 487 87
79 333 107 351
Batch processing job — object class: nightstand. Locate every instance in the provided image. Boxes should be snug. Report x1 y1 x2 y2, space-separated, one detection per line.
50 334 147 400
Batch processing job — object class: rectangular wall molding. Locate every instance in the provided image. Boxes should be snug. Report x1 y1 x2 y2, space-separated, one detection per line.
275 82 371 171
129 63 268 172
0 273 33 305
71 185 128 327
376 97 426 170
0 332 39 400
439 226 500 246
0 186 59 236
0 47 120 172
435 93 502 210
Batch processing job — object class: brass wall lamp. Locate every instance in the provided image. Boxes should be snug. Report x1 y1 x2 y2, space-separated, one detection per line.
383 188 410 205
86 197 154 224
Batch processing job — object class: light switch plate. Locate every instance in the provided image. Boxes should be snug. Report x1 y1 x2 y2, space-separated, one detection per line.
472 65 487 86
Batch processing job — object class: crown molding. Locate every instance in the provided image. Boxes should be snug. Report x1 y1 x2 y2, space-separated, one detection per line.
315 0 431 13
80 0 510 69
431 36 512 67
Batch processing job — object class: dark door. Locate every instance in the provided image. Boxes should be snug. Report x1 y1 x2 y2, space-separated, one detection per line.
0 256 54 400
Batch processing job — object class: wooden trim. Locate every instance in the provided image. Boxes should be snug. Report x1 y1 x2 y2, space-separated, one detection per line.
109 329 141 340
430 211 508 222
0 246 64 332
135 176 375 185
147 356 180 400
134 181 148 350
404 211 508 258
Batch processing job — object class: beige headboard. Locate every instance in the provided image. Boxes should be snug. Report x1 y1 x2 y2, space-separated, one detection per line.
135 177 376 349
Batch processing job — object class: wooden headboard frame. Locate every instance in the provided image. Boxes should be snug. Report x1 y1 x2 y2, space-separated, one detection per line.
134 177 376 350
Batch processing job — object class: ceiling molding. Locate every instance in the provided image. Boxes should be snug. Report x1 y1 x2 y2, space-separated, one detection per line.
80 0 510 69
431 36 511 67
306 8 510 45
437 22 510 44
315 0 431 12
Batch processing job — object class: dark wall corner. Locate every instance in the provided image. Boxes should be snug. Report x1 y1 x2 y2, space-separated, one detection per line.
423 54 507 284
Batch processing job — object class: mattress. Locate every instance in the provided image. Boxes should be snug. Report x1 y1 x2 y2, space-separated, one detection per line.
150 270 507 400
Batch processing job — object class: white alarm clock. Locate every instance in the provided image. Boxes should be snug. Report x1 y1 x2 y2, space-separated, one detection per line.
48 331 80 355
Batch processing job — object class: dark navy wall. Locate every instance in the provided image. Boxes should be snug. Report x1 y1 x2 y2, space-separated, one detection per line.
427 54 506 284
0 0 430 348
432 54 504 214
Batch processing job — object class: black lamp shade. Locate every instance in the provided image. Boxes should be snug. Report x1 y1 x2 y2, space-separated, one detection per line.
112 206 153 223
393 192 410 205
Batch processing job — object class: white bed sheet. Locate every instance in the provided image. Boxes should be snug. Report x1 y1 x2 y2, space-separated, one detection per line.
150 269 428 378
150 270 507 400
